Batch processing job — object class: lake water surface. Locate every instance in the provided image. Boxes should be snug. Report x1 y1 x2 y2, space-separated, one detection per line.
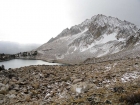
0 59 62 69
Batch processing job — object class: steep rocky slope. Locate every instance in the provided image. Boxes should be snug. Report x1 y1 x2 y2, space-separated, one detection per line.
37 14 140 64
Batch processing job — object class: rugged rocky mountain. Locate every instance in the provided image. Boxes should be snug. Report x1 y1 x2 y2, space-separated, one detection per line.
37 14 140 64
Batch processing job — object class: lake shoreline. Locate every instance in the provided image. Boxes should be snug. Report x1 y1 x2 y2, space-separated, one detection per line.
0 59 13 62
0 59 62 69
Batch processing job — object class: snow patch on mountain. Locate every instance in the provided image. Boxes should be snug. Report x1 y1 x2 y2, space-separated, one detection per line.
101 33 117 43
79 32 123 54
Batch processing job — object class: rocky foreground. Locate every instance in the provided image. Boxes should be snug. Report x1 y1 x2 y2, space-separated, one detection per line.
0 58 140 105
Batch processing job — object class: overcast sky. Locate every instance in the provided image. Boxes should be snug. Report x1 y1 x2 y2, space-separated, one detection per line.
0 0 140 44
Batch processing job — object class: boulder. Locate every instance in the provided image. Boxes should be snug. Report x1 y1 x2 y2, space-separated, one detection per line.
32 82 40 89
73 79 83 84
24 94 31 102
71 82 97 93
0 94 10 105
0 83 9 94
0 65 5 70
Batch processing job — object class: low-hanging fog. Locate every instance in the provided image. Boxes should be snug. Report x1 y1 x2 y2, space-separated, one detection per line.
0 41 41 54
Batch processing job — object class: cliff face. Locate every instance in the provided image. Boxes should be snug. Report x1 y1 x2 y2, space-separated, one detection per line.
36 14 140 64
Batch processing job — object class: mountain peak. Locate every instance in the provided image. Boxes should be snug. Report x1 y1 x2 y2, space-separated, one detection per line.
37 14 140 64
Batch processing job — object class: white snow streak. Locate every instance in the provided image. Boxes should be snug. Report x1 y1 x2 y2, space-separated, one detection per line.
121 71 140 83
76 88 82 93
80 33 117 52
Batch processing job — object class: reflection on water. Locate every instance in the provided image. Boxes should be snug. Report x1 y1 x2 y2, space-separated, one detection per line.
0 59 62 69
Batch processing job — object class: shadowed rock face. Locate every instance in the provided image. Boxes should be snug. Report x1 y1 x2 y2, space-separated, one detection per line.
0 65 5 71
36 14 140 64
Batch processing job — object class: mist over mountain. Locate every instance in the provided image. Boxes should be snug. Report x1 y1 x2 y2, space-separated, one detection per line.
0 41 41 54
36 14 140 64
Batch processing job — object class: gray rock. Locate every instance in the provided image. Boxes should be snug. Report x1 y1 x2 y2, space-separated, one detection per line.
71 82 97 93
0 83 9 94
73 79 82 84
135 103 140 105
0 94 10 105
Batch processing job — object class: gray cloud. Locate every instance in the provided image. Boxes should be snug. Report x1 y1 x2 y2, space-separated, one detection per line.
67 0 140 27
0 0 139 44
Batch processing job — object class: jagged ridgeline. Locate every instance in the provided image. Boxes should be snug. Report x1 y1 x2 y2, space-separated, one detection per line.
36 14 140 64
